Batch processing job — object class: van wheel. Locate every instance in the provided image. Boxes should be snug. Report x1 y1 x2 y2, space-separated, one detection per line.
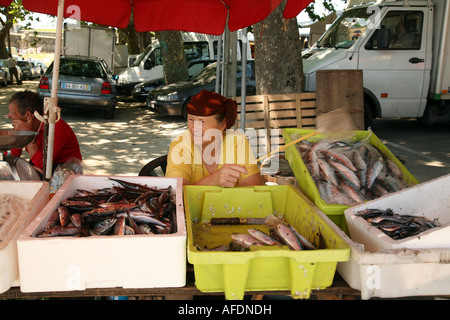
105 105 115 120
364 100 373 129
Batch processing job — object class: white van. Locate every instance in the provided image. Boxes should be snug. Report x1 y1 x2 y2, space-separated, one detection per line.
117 31 252 95
302 0 450 127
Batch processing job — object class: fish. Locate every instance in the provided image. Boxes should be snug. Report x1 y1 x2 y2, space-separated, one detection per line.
340 184 366 204
36 181 178 239
328 160 361 190
114 215 126 235
92 218 117 235
321 149 357 171
45 210 60 229
60 200 97 212
366 156 384 189
37 226 80 238
230 233 264 248
317 157 339 186
124 225 135 235
58 206 71 227
356 208 439 240
352 150 367 186
69 213 82 228
138 224 154 234
275 223 303 250
247 228 281 246
129 211 166 227
288 225 317 250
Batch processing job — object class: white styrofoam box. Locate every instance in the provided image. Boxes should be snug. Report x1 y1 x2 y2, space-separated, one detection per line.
17 175 186 293
344 174 450 252
337 240 450 299
0 181 49 294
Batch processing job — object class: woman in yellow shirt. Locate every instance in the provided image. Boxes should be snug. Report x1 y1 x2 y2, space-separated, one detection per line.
165 90 263 187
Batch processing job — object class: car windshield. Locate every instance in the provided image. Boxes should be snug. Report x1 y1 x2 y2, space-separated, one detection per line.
17 61 29 67
317 7 372 49
47 58 106 78
190 61 253 83
191 62 217 83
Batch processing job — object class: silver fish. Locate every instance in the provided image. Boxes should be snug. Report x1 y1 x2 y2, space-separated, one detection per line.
276 223 303 250
248 228 281 246
318 157 339 186
328 160 361 189
92 218 117 235
340 184 366 204
129 211 166 227
366 156 384 189
230 233 264 248
138 223 154 234
321 149 357 171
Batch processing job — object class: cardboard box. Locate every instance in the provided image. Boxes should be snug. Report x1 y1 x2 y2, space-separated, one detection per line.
17 175 186 293
0 181 48 293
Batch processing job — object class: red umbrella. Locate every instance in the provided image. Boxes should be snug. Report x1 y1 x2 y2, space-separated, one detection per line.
0 0 11 6
21 0 312 35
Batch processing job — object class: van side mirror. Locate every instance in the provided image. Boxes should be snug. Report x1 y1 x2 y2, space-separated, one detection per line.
377 28 390 50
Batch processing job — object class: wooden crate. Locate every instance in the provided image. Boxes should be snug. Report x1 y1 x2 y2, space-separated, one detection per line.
234 92 316 156
316 70 364 130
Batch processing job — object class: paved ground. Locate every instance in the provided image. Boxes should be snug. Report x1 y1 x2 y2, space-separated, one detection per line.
0 79 449 183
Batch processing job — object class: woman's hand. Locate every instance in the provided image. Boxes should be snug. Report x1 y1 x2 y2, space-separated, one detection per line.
212 164 248 188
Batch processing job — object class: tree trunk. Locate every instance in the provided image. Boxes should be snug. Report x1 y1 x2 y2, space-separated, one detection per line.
252 0 304 95
155 31 189 84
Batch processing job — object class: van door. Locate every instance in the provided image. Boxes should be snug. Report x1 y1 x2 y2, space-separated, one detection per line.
140 47 163 82
360 8 429 118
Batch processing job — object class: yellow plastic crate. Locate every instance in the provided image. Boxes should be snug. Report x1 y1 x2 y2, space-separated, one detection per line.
282 129 419 233
184 185 350 300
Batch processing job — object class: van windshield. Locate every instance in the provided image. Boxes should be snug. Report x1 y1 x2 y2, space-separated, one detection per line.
317 8 373 49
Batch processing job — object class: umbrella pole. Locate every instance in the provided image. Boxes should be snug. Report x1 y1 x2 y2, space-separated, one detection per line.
44 0 65 180
215 34 222 94
240 28 248 131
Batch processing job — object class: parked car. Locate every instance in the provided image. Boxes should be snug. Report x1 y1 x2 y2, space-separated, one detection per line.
17 60 34 80
0 69 7 86
131 59 216 102
148 60 255 119
33 59 47 75
0 59 23 84
37 55 117 119
28 60 40 78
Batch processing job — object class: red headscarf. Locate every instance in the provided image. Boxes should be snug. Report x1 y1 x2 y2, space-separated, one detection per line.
187 90 237 129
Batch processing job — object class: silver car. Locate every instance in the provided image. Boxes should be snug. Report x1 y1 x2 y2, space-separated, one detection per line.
0 59 23 84
37 56 117 119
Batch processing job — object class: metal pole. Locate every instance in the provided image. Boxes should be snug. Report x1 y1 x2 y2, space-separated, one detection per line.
44 0 65 180
215 34 222 93
240 28 248 130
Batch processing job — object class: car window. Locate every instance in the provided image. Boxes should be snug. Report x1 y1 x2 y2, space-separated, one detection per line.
50 59 106 78
191 62 217 83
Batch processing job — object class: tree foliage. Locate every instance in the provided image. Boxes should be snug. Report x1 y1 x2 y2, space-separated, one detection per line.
0 0 40 58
